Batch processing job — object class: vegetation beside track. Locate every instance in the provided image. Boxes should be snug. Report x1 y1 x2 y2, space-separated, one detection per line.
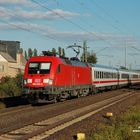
89 105 140 140
0 73 23 98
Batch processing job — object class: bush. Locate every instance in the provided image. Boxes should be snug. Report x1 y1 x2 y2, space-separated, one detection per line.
0 73 23 98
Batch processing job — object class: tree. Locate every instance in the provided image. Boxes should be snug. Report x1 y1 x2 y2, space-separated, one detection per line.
62 48 65 57
58 47 62 56
24 50 28 60
83 40 88 62
33 48 37 56
28 48 33 59
52 48 57 55
81 51 97 64
87 52 97 64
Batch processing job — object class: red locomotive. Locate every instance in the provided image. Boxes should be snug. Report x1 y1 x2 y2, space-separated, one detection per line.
23 52 92 103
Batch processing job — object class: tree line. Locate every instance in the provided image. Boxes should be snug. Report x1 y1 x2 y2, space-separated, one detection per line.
23 46 97 64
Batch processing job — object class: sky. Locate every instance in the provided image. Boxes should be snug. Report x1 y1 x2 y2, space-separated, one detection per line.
0 0 140 69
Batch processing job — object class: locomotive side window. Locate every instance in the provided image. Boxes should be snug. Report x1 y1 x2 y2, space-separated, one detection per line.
56 64 61 73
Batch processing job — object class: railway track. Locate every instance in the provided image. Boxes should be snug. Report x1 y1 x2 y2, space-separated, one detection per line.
0 90 136 140
0 105 32 118
0 88 132 117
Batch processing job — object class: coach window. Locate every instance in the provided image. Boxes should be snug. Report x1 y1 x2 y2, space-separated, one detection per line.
99 71 101 79
110 73 112 78
105 72 107 78
97 71 99 79
133 74 138 78
101 71 103 79
97 71 99 78
94 71 96 78
109 73 111 78
96 71 97 78
95 71 97 78
114 73 116 78
108 72 110 78
106 72 107 79
112 73 114 78
106 72 108 78
97 71 98 78
114 73 115 78
101 72 103 78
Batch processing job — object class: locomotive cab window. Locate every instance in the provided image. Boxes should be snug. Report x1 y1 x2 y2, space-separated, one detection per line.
40 63 51 74
28 62 51 74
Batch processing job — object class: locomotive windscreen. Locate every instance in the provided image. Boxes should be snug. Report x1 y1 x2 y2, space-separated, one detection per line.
28 62 51 74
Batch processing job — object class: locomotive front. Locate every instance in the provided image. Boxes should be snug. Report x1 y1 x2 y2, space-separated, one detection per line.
23 56 62 103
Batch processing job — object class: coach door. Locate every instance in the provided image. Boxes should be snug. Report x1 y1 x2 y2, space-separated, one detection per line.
117 70 120 87
127 74 131 87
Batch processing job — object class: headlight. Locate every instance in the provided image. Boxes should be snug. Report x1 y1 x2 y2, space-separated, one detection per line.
48 79 53 85
43 79 49 83
27 79 32 83
24 79 27 84
43 78 53 85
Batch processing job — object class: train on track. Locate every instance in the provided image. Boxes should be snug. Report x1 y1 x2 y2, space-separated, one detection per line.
23 51 140 103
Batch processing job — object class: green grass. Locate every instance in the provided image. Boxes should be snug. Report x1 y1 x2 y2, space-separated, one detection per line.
88 106 140 140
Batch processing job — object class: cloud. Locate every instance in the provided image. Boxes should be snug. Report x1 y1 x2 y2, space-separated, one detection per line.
0 0 36 7
0 21 135 44
14 9 80 20
0 7 80 20
48 31 135 43
0 22 54 32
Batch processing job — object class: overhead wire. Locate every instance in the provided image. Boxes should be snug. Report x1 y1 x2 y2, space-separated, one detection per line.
31 0 114 46
90 0 139 45
53 0 99 30
76 0 125 34
0 7 69 46
76 0 140 62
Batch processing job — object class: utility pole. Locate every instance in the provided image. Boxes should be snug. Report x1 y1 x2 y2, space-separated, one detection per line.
83 40 88 62
125 41 127 68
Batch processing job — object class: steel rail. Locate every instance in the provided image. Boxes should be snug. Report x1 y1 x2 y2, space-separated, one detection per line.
0 105 32 118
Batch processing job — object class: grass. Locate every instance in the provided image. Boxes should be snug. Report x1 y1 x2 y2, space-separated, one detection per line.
88 105 140 140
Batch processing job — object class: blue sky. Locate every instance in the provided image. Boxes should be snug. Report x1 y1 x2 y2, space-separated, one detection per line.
0 0 140 69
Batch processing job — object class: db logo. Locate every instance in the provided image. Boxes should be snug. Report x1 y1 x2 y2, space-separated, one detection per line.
35 79 41 83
